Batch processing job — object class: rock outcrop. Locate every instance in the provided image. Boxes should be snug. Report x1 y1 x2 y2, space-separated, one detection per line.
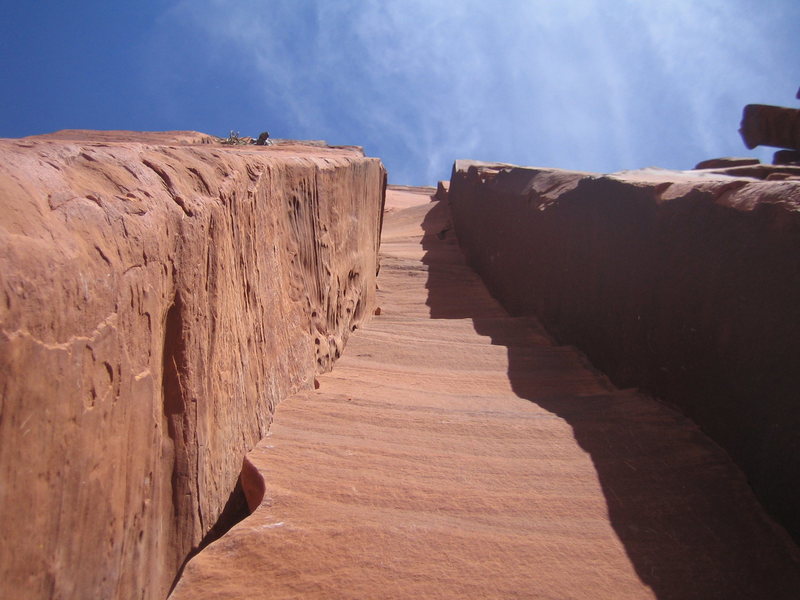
693 156 760 169
0 131 385 600
774 149 800 165
448 161 800 543
434 179 450 201
740 103 800 151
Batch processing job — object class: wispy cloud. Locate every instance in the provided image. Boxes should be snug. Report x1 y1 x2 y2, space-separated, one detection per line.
153 0 800 183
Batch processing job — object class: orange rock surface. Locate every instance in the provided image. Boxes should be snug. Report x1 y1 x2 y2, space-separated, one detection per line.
0 131 384 599
448 161 800 545
171 187 800 599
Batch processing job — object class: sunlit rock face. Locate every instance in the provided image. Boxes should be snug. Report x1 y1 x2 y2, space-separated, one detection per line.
0 130 384 600
449 160 800 543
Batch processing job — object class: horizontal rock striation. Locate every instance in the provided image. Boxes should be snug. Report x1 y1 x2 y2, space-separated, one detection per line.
0 131 384 599
448 160 800 543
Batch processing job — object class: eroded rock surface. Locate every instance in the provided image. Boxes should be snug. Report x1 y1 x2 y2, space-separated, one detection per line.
0 131 384 599
170 188 800 599
449 160 800 544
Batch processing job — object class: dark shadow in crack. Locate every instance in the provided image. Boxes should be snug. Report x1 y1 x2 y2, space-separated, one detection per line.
168 479 251 596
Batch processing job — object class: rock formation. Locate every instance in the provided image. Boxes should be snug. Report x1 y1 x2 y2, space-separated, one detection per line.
0 131 384 600
448 160 800 544
4 123 800 599
434 179 450 201
693 156 760 169
740 103 800 152
170 187 800 599
774 149 800 166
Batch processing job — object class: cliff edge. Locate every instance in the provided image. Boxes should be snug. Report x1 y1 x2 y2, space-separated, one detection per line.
0 131 385 599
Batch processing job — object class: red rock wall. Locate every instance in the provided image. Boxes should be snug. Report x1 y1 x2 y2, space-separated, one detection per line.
449 160 800 542
0 132 384 599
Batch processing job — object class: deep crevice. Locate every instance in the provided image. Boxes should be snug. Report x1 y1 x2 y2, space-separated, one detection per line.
167 478 251 596
162 291 189 523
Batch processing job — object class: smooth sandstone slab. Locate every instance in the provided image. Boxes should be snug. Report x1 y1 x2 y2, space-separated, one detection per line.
172 190 800 599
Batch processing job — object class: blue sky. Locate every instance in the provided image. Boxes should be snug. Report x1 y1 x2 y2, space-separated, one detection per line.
1 1 798 185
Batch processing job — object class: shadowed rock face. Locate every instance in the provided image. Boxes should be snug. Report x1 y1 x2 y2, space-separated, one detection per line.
449 161 800 544
0 131 384 600
694 157 760 169
740 104 800 151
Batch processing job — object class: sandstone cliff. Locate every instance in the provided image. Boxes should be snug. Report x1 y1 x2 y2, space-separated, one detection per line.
449 161 800 543
168 186 800 600
0 131 385 599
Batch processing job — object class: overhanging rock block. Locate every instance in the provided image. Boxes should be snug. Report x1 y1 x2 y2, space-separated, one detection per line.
740 103 800 150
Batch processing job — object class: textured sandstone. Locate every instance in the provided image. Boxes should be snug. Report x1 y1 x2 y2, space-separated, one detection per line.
448 160 800 543
0 131 384 599
170 189 800 599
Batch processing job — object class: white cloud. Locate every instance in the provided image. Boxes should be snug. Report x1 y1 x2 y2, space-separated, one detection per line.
158 0 800 183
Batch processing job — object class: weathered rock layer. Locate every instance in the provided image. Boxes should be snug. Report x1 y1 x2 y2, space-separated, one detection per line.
0 131 384 599
449 160 800 543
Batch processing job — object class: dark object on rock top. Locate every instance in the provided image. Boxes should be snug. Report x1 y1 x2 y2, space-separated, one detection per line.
255 131 270 146
740 104 800 151
694 157 760 170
